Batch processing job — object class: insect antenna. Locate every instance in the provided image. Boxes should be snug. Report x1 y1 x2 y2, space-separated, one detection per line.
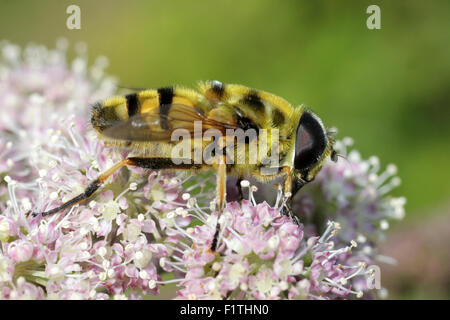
335 153 349 164
330 148 349 164
116 84 147 91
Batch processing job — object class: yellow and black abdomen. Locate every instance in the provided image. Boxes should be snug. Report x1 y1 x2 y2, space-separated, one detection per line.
91 87 206 135
91 89 162 134
91 96 129 133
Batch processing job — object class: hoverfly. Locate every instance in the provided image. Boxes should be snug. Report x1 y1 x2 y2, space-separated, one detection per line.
32 81 337 250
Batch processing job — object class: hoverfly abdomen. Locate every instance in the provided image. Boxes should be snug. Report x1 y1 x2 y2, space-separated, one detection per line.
91 99 127 133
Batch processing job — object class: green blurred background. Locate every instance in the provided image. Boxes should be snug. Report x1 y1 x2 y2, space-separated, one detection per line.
1 0 449 299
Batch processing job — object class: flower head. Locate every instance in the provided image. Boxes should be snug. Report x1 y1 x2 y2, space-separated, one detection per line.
292 137 405 286
164 186 373 300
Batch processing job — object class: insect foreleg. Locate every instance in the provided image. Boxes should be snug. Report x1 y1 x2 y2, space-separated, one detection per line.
281 166 293 196
280 166 300 225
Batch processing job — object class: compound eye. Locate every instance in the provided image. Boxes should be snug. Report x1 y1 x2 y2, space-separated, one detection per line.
294 111 328 174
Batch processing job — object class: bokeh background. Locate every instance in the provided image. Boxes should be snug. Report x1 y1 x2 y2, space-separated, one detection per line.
0 0 448 299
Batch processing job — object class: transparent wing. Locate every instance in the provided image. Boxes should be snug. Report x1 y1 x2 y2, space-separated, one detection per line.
101 104 239 142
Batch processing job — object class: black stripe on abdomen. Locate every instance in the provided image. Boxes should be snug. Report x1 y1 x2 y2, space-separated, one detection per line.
158 87 174 130
126 93 140 117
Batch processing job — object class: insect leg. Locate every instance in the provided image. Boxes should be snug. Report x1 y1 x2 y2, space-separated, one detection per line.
280 166 292 195
32 157 199 217
126 157 201 170
211 155 227 251
236 177 244 201
280 167 300 225
32 159 132 217
216 156 227 213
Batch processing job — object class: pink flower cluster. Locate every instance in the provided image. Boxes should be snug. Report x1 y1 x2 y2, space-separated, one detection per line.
170 199 368 299
0 41 405 300
292 138 406 297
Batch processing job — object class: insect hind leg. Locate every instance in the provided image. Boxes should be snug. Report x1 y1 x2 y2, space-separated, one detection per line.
32 157 199 218
31 159 132 217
